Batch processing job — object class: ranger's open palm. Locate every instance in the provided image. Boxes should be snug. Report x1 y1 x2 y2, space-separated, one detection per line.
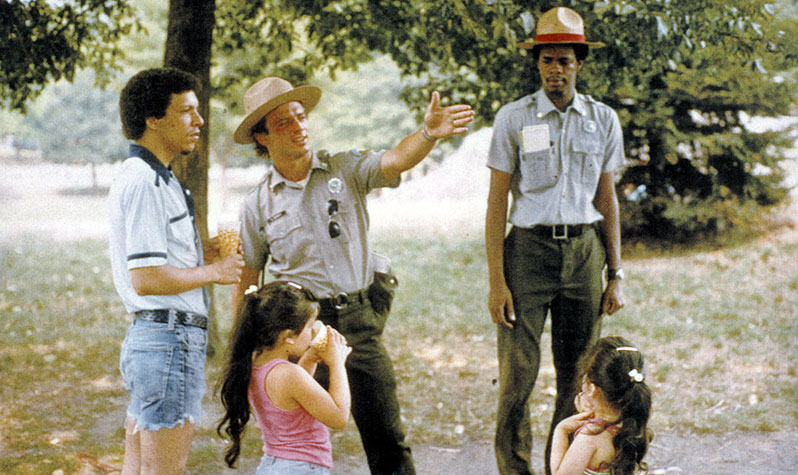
423 91 474 139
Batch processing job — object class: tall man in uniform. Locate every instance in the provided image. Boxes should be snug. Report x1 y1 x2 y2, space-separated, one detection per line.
231 77 474 474
109 68 244 475
485 8 626 475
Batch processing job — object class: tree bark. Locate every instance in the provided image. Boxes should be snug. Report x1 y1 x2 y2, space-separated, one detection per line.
163 0 215 241
163 0 220 354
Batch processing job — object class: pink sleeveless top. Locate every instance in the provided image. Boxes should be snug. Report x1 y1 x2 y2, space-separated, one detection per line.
248 359 333 468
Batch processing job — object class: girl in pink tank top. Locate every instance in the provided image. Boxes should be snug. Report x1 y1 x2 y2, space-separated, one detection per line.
217 281 352 474
550 336 652 475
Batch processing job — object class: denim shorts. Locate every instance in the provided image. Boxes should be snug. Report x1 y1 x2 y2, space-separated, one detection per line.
256 455 330 475
119 318 207 432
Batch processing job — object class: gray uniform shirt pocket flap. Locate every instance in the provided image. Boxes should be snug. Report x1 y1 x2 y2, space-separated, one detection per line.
571 138 601 154
571 138 603 184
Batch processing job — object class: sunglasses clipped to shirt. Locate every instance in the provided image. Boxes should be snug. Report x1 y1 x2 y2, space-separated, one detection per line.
327 199 341 239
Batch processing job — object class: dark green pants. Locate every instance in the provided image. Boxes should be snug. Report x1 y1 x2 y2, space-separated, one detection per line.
317 298 415 475
495 226 605 475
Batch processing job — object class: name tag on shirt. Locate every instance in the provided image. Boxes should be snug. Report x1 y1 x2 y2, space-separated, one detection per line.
521 124 550 154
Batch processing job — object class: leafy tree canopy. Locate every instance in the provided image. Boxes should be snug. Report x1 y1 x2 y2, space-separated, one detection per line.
3 0 797 239
0 0 139 112
213 0 797 238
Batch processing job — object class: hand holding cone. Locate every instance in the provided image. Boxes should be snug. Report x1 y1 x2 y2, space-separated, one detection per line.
310 320 329 351
311 321 351 357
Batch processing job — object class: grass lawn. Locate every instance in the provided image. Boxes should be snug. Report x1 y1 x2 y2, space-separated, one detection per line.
1 226 796 473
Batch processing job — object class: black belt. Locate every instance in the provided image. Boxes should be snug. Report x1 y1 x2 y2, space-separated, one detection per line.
319 288 370 314
133 309 209 330
528 224 590 240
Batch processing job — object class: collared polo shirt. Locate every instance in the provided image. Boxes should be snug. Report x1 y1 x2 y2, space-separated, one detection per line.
239 149 399 298
487 89 626 227
108 144 208 315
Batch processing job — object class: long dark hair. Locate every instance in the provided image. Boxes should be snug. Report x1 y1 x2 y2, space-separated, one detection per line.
216 281 318 468
578 336 652 475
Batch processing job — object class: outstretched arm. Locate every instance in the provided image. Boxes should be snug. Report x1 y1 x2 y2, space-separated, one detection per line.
380 91 474 183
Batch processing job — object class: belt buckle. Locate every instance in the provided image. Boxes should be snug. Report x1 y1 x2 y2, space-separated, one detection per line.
552 225 568 240
333 292 350 310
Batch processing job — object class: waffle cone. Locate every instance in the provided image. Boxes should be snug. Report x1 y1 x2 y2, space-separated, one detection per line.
310 321 328 351
218 228 241 257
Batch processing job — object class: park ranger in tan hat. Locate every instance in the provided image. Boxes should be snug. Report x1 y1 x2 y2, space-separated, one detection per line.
233 77 321 145
486 7 627 475
231 76 473 474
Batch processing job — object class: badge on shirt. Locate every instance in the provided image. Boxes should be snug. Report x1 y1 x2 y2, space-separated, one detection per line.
328 177 343 194
521 125 550 153
584 120 597 133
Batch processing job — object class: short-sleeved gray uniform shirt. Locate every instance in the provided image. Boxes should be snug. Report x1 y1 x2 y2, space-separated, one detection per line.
108 144 208 315
239 149 399 299
487 89 626 227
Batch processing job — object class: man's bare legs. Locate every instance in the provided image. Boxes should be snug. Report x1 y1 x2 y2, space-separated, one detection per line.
121 417 195 475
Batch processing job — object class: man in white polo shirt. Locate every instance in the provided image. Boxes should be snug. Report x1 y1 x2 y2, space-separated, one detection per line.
109 68 244 474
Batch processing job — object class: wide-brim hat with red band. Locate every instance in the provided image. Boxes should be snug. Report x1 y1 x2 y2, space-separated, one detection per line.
518 7 604 49
234 77 322 145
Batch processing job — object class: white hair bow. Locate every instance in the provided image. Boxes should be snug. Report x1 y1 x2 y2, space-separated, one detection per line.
244 285 259 295
628 368 644 383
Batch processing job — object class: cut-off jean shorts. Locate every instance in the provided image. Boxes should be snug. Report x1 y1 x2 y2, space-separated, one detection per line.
256 454 330 475
119 318 207 432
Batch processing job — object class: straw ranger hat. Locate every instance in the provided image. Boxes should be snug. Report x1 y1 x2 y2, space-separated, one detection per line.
518 7 604 49
233 77 322 144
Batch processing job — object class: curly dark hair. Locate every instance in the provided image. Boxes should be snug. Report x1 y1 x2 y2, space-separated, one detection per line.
215 281 318 468
578 336 653 475
119 68 200 140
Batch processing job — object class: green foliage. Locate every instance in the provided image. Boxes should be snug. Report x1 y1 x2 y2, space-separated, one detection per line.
0 0 139 111
213 0 797 240
3 0 796 241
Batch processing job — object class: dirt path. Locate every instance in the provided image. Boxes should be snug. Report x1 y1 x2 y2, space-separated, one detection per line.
320 431 798 475
92 400 798 474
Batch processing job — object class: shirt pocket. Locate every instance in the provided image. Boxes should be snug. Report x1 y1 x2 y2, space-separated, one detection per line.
167 212 197 254
265 213 303 266
572 138 603 185
518 148 559 193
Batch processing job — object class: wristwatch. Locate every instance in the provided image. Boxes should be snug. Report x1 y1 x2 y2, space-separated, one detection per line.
607 268 625 281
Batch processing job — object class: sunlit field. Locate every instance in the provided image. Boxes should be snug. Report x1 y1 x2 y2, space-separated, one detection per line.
1 134 797 472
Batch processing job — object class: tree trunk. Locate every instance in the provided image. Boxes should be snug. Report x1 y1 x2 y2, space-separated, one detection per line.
163 0 220 355
163 0 214 241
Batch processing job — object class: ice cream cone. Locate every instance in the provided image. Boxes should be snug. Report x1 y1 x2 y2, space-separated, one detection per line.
311 321 328 351
217 222 241 257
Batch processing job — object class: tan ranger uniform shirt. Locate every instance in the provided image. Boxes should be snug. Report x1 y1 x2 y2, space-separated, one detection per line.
239 149 399 299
